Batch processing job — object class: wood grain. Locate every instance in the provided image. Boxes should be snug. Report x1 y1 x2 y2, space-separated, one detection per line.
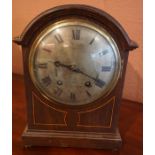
13 74 143 155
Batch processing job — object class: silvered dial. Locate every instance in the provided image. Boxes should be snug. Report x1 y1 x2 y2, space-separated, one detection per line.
29 19 121 105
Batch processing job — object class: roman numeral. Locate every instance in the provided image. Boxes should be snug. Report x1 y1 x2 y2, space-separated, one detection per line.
89 38 95 45
54 34 63 43
36 63 47 69
70 92 76 101
102 66 112 72
86 90 91 97
99 50 109 56
95 79 105 88
54 87 63 96
72 29 80 40
42 47 51 53
42 76 51 86
55 68 58 76
42 44 54 53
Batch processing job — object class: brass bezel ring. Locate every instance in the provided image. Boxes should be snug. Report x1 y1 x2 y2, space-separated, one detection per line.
29 18 122 106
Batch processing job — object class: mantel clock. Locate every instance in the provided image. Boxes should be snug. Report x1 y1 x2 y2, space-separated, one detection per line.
13 5 138 149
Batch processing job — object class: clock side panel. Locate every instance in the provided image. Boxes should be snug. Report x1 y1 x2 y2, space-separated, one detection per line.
111 51 131 137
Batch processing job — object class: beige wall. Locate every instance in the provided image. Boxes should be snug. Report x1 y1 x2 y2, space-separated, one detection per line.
12 0 143 103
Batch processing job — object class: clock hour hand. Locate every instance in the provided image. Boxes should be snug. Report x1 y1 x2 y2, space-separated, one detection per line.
54 61 105 88
54 61 71 68
72 67 105 88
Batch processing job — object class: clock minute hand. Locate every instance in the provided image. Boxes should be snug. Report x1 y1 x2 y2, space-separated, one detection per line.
54 61 105 88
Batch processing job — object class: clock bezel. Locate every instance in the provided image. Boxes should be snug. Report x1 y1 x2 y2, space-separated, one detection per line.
28 18 122 106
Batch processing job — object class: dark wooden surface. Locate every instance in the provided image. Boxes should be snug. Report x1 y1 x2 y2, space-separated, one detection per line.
13 74 143 155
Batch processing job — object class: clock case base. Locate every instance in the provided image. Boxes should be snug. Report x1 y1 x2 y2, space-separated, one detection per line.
22 126 122 149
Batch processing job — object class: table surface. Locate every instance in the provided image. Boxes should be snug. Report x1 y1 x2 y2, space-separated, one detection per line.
13 74 143 155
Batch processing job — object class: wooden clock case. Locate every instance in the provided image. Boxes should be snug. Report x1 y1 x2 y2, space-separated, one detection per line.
13 5 138 149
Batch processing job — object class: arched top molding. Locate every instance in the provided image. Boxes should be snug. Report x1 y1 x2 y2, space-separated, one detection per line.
13 4 138 51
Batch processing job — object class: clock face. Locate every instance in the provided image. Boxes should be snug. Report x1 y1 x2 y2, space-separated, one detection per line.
29 19 121 105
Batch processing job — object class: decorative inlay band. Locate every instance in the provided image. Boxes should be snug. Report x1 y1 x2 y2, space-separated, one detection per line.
77 97 115 128
32 92 67 126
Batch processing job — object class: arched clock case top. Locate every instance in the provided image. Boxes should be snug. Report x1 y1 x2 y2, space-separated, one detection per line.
13 4 138 149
